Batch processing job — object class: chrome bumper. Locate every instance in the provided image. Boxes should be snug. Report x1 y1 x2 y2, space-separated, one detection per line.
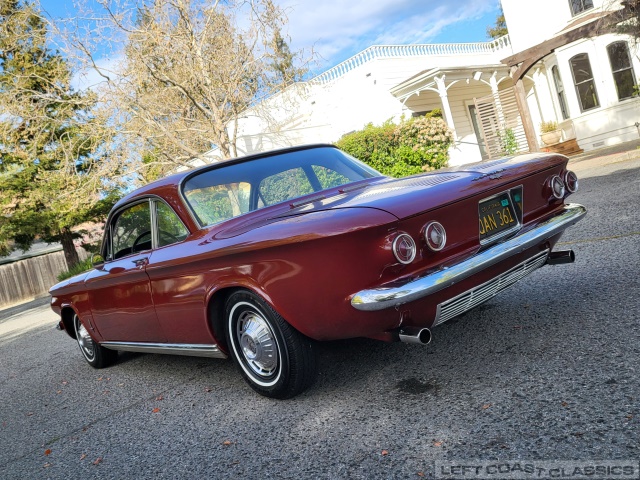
350 203 586 312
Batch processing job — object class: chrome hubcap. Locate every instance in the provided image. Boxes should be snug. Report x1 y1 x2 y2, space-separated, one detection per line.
75 316 95 360
236 310 277 377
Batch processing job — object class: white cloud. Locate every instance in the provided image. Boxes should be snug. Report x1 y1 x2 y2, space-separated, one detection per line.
279 0 498 68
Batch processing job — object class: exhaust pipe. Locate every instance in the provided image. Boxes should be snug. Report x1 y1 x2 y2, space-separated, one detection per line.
398 327 432 345
546 249 575 265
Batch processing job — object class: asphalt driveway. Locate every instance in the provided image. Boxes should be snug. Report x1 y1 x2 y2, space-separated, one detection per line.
1 154 639 479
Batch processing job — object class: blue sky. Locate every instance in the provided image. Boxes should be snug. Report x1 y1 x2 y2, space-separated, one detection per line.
39 0 502 74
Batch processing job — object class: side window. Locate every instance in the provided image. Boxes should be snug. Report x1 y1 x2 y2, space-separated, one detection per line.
258 168 314 206
185 182 251 226
311 165 351 189
570 53 600 112
607 41 637 101
156 201 189 247
569 0 593 16
111 202 152 259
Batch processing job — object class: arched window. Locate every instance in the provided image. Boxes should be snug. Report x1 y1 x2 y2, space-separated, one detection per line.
607 41 637 101
569 0 593 16
552 66 569 120
570 53 600 112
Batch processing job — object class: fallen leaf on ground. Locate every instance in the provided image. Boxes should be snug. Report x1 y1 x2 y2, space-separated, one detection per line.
561 401 568 407
44 449 52 456
381 450 389 456
482 403 491 409
152 408 160 413
433 441 443 447
93 457 102 465
156 395 164 401
417 473 425 477
44 463 51 468
26 412 34 417
222 440 233 446
80 454 87 460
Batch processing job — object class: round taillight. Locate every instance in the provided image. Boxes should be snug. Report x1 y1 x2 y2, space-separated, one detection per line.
564 170 579 193
392 233 417 264
550 175 565 199
423 221 447 252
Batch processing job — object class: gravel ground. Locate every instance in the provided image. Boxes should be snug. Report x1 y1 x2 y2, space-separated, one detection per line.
0 155 638 479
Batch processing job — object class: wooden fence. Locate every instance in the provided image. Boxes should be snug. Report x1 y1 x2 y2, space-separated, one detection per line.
0 248 87 309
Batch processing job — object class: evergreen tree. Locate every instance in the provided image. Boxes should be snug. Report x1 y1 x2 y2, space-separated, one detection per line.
487 7 508 40
0 0 119 268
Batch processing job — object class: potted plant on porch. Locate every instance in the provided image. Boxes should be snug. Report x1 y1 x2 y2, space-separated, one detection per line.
540 120 562 146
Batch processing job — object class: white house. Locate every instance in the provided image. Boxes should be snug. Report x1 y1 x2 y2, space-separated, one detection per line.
227 0 639 166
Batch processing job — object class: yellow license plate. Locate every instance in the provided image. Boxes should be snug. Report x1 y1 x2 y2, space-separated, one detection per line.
479 193 518 242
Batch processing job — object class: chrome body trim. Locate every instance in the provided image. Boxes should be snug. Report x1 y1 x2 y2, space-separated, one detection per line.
350 203 586 311
434 249 549 327
101 341 228 359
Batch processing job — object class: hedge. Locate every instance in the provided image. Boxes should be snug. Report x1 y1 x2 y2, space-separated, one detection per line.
335 114 454 177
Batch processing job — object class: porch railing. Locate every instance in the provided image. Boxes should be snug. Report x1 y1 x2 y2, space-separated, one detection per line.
312 35 511 85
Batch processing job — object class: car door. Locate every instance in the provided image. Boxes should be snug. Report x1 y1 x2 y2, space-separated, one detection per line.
145 200 215 345
85 199 166 343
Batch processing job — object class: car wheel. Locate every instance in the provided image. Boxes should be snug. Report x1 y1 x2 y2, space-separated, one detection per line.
225 291 317 399
73 314 117 368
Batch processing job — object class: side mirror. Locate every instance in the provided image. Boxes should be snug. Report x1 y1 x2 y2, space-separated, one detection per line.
91 253 105 268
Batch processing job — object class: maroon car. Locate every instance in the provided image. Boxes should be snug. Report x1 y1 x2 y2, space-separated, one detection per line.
50 144 585 398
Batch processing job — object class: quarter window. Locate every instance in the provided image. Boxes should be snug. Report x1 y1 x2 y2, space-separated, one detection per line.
569 53 600 112
569 0 593 16
607 41 637 101
156 201 189 247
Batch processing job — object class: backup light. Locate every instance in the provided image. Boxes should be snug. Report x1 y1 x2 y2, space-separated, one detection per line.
424 221 447 252
550 175 565 199
564 170 579 193
392 233 417 264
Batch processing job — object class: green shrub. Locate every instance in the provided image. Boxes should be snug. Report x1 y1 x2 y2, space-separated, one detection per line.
336 116 453 177
57 257 94 282
499 128 518 155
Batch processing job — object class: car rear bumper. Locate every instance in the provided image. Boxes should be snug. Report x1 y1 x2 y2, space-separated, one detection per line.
350 203 586 312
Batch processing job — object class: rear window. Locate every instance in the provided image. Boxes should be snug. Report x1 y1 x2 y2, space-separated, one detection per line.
182 147 381 227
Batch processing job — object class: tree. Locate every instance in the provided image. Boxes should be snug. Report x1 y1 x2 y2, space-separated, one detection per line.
63 0 310 178
618 0 639 41
0 0 120 268
487 6 508 40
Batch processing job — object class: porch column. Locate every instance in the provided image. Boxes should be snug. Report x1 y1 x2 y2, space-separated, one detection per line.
513 78 540 152
434 75 458 141
489 71 506 127
510 66 540 153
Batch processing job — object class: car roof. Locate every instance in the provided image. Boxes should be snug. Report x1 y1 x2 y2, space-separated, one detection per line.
113 143 336 210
